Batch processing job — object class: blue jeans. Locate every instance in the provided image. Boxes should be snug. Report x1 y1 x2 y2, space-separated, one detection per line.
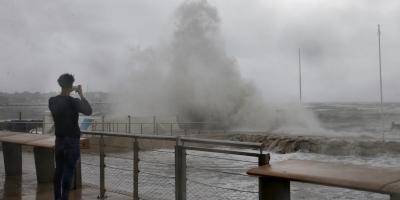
54 137 80 200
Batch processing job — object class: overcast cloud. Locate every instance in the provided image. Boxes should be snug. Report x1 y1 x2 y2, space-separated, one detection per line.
1 0 400 102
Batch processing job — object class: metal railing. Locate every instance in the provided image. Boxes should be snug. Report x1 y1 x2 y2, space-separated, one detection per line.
0 115 224 136
0 120 268 199
79 130 267 200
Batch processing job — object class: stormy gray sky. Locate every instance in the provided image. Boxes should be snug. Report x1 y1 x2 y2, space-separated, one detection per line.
1 0 400 102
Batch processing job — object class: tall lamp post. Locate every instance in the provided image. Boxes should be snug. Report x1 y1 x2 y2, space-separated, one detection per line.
298 48 303 104
377 24 384 142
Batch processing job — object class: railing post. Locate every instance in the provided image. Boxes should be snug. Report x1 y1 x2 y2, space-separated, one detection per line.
93 121 97 131
175 137 186 200
98 135 106 199
42 115 46 134
258 153 269 200
128 115 132 134
170 123 173 136
102 116 105 132
140 123 143 135
133 138 139 200
156 124 159 135
258 153 289 200
153 116 156 135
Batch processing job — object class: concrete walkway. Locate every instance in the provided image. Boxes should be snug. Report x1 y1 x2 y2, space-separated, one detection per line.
0 175 129 200
0 150 129 200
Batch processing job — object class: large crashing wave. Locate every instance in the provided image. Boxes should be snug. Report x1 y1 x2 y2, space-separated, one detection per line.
112 0 321 132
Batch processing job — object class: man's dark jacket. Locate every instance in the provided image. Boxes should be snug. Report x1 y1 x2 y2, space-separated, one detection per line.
49 95 92 138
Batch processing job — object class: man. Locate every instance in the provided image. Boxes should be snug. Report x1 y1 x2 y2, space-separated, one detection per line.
49 73 92 200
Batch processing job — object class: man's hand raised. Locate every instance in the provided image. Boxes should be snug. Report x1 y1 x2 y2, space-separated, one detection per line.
76 85 84 98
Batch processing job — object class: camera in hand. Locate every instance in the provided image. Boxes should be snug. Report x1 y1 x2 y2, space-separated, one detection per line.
72 86 79 92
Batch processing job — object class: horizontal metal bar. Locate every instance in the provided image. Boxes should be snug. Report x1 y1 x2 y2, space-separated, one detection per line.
186 153 258 163
83 132 263 148
181 137 264 149
184 146 261 157
81 130 177 141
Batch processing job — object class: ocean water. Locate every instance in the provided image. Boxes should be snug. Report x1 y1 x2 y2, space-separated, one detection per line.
309 103 400 137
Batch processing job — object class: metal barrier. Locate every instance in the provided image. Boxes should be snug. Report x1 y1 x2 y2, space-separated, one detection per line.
0 118 223 136
0 119 226 137
79 130 266 200
0 120 266 199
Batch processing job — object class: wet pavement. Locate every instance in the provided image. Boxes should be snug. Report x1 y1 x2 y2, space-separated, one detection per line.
0 175 129 200
0 151 129 200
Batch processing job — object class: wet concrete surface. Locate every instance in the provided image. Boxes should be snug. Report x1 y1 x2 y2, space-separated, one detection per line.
0 175 129 200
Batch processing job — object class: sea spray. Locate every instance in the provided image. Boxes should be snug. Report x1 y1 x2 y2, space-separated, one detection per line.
111 0 321 132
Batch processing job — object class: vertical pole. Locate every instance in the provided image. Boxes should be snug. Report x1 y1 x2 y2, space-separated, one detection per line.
2 143 22 176
128 115 132 134
378 24 385 142
140 123 143 135
258 153 289 200
175 138 186 200
153 116 156 135
298 48 302 104
19 111 22 120
156 124 159 135
258 153 269 200
170 123 173 136
99 135 106 199
182 146 186 200
378 24 383 107
175 141 181 200
133 138 139 200
43 115 46 134
102 116 105 132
